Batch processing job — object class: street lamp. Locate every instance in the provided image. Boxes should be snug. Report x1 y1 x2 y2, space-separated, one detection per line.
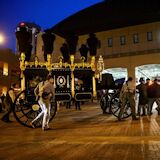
97 55 104 81
0 33 5 45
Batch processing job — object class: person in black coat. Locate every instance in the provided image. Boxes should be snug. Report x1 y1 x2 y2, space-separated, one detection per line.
147 78 160 115
136 77 148 116
1 83 20 122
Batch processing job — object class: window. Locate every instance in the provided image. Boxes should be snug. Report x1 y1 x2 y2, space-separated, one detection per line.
3 63 8 76
147 32 153 41
107 38 113 47
120 36 126 45
133 33 139 43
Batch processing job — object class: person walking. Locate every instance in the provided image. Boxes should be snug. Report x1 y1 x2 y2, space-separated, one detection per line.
31 75 55 130
118 77 139 121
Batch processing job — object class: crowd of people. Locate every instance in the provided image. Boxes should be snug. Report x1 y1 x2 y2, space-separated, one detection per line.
137 77 160 116
118 77 160 120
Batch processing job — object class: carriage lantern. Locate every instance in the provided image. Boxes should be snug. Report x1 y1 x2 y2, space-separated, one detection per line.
97 55 104 81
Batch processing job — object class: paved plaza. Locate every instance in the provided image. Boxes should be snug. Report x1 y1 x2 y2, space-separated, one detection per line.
0 102 160 160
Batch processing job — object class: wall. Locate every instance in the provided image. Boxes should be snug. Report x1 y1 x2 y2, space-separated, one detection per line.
36 22 160 80
0 49 19 94
36 32 64 62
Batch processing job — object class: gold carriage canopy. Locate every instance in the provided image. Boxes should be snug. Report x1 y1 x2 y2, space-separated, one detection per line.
19 53 104 99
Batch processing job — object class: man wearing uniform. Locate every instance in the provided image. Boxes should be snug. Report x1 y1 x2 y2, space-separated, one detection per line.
31 75 55 130
118 77 139 121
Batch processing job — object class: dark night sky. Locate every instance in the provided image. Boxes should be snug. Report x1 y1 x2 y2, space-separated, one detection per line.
0 0 103 52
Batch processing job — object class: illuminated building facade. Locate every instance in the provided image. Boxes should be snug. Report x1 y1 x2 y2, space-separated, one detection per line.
35 0 160 81
0 49 19 94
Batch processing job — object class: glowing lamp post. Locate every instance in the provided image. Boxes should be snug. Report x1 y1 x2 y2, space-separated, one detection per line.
97 55 104 81
3 63 8 76
0 33 5 45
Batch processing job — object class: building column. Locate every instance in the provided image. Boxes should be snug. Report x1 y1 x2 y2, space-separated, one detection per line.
127 66 135 80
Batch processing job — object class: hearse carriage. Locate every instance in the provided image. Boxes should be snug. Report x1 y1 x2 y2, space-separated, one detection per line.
13 54 97 127
14 26 132 128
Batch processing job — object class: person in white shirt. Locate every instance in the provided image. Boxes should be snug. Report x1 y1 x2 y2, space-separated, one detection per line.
31 75 55 130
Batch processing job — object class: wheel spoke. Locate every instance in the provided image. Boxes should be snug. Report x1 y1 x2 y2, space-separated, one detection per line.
13 89 57 128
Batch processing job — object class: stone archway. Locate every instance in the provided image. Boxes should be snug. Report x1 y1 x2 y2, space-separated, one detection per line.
135 64 160 81
102 67 128 80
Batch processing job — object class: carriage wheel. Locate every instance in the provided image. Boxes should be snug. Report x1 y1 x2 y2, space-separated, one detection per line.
110 91 131 119
13 89 57 128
